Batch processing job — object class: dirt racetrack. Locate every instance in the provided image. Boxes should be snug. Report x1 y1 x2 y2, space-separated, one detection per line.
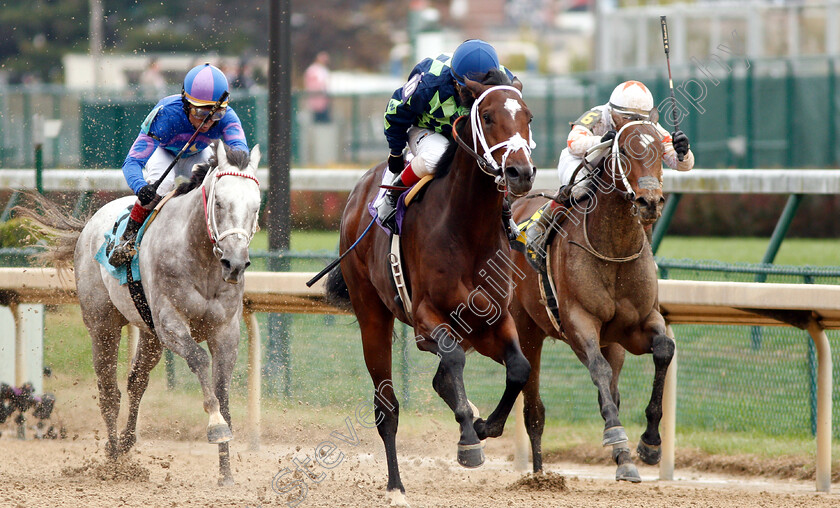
2 402 838 508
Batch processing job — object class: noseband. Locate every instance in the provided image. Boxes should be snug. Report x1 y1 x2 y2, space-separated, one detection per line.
202 169 261 259
451 85 536 194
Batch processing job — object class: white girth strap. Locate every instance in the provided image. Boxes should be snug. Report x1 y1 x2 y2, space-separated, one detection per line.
389 234 413 324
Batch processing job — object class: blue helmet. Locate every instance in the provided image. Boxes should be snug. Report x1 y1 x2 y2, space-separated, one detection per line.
450 39 500 86
182 63 229 107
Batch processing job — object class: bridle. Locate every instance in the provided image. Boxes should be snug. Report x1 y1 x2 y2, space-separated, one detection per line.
451 85 536 195
564 119 661 263
605 119 659 203
202 168 261 259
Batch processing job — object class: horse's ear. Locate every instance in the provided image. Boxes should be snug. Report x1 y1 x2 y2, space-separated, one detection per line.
215 141 227 164
248 145 261 171
511 77 523 92
464 77 487 99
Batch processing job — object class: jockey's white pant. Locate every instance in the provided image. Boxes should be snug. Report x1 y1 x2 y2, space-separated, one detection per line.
556 147 591 187
142 146 213 196
406 126 450 177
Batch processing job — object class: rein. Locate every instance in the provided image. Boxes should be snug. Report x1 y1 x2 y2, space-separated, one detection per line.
202 169 261 259
451 84 535 194
568 206 644 263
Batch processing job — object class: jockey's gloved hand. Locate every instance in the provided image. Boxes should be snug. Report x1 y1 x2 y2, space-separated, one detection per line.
388 152 405 174
137 184 157 206
600 130 617 143
671 130 690 160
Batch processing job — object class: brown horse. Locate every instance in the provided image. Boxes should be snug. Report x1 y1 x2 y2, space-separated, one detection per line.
509 119 675 482
326 71 536 506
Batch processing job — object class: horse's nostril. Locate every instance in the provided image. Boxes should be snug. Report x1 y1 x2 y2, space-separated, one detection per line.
221 259 231 270
244 260 251 270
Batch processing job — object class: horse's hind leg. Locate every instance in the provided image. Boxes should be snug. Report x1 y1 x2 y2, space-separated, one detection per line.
120 330 163 454
602 343 640 483
209 330 239 486
90 326 122 460
637 331 675 466
357 306 407 506
512 303 547 472
473 318 531 440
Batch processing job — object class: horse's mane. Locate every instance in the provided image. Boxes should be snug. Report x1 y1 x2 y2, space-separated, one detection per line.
173 143 250 196
435 68 514 180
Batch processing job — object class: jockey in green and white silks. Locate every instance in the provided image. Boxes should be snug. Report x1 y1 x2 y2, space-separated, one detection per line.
109 63 249 268
376 39 517 232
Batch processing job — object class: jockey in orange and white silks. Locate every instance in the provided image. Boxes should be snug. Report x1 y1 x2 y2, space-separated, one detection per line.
556 80 694 187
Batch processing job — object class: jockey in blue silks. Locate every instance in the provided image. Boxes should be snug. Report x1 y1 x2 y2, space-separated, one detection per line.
109 63 249 267
376 39 519 233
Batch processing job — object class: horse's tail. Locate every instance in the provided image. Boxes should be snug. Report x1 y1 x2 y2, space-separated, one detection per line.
324 265 352 311
13 191 86 273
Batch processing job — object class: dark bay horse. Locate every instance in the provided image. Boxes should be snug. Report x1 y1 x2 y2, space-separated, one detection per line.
327 72 536 506
509 119 675 482
18 142 261 486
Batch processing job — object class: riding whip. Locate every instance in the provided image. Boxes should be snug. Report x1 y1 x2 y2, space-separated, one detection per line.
660 15 683 162
151 90 230 192
305 216 377 287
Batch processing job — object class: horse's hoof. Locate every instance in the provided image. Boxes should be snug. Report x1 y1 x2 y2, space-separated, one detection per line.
637 440 661 465
386 489 410 507
207 424 233 444
105 441 120 461
616 463 641 483
457 443 485 468
602 426 628 446
118 433 136 454
218 475 235 487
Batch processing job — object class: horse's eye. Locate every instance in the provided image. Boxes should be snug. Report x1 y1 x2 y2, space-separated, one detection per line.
482 112 492 124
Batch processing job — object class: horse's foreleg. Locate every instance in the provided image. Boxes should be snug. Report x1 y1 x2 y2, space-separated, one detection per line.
429 342 485 468
210 332 239 486
569 315 626 447
475 338 531 440
120 330 163 454
91 328 122 460
638 331 675 466
158 313 229 444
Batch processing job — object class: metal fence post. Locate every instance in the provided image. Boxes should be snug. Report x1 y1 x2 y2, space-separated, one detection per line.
651 193 682 255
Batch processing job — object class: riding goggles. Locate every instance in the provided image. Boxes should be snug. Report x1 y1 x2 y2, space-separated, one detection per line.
189 105 227 122
610 104 659 123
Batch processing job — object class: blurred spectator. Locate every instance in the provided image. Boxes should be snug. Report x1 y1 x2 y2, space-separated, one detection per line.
304 51 331 123
231 58 256 91
139 57 167 97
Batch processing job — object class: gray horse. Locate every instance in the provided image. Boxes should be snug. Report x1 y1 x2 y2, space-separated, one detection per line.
19 142 261 485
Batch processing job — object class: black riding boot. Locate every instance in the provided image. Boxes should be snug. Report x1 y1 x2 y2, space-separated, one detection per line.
108 217 143 267
377 187 402 234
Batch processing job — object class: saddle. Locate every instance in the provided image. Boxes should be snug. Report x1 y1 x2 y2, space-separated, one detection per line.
95 190 179 332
